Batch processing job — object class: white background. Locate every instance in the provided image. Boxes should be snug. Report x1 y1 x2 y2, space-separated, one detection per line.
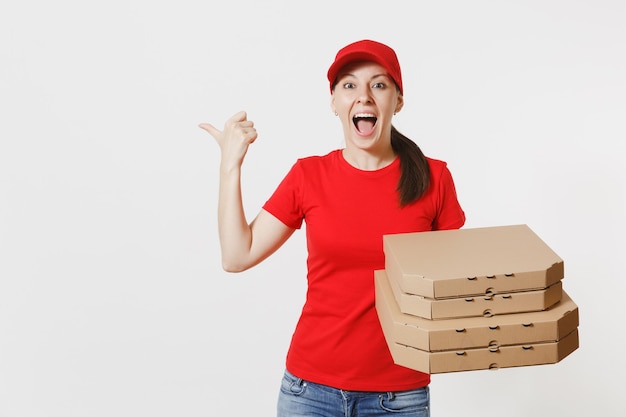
1 1 624 416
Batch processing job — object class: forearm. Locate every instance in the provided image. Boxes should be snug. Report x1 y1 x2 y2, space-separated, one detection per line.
217 166 254 272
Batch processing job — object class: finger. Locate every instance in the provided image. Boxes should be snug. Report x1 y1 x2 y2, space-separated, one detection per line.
246 129 258 143
198 123 221 138
229 110 248 123
238 120 254 128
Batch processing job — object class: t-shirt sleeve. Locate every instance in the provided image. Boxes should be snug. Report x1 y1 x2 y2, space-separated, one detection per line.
432 163 466 231
262 161 305 230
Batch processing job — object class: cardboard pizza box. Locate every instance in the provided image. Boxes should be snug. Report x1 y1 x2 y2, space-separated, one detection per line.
388 329 579 374
383 224 564 299
386 267 562 319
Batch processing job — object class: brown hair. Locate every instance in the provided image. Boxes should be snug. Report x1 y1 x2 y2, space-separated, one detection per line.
390 126 431 206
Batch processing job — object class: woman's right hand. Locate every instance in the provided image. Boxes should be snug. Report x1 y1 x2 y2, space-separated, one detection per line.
199 111 258 171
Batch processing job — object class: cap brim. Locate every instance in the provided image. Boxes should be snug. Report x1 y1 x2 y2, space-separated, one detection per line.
327 51 385 86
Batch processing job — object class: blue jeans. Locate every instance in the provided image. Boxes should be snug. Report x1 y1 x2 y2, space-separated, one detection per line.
277 370 430 417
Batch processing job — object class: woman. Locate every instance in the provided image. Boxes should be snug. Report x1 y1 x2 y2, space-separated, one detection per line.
200 39 465 417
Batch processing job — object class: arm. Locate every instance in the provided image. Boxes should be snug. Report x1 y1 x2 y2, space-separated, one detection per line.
433 163 466 231
200 111 295 272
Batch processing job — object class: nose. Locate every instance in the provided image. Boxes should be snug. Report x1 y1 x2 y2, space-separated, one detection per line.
356 85 373 103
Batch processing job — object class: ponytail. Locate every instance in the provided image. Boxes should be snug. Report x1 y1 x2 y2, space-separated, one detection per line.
390 126 431 206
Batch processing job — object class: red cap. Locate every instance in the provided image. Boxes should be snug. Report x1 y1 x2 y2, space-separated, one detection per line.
327 39 403 95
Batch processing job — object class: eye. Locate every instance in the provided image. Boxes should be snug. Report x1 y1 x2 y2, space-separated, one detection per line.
372 82 386 89
342 82 356 89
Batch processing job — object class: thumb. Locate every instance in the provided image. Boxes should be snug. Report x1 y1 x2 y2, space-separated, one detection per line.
198 122 221 139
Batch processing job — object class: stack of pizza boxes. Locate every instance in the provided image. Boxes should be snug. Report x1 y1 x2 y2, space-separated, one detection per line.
375 224 579 374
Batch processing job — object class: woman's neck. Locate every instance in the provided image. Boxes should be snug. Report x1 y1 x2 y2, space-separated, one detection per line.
341 147 396 171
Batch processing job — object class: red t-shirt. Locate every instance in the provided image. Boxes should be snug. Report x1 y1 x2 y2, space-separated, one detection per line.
263 149 465 391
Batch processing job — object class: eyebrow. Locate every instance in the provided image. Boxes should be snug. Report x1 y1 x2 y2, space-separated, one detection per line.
339 73 391 81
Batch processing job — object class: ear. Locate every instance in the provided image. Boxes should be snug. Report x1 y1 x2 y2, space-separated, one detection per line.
395 94 404 114
330 95 336 114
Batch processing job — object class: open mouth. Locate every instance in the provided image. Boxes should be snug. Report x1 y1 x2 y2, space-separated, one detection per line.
353 113 377 135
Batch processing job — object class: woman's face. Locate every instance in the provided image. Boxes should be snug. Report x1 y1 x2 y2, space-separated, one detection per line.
331 61 403 153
